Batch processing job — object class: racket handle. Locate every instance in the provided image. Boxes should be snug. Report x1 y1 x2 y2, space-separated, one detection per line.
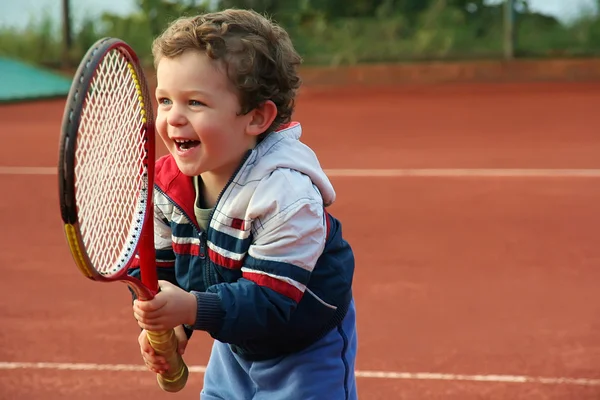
146 329 189 392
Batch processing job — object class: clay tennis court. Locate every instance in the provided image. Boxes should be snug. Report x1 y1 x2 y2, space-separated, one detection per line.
1 78 600 399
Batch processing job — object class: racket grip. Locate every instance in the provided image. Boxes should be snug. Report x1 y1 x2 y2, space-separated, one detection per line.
146 329 189 392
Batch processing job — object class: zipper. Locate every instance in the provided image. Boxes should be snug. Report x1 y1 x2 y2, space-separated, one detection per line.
154 185 208 289
155 149 253 289
206 149 252 225
202 150 253 286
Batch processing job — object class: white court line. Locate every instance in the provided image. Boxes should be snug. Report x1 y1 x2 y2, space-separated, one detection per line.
2 168 596 387
2 166 600 177
326 169 600 177
0 362 599 386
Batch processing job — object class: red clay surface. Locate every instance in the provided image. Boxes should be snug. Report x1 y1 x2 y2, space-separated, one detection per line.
1 80 600 399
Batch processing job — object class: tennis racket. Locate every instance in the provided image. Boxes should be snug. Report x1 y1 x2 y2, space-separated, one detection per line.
58 37 188 393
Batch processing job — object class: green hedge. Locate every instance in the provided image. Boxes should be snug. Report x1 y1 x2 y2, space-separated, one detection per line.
1 3 599 69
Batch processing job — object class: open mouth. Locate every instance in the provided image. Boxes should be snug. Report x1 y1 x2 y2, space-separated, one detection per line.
174 139 200 152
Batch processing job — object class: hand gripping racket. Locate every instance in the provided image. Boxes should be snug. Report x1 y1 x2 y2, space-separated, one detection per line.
58 37 188 393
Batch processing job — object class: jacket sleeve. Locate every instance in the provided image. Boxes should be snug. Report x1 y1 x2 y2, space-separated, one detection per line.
188 170 327 343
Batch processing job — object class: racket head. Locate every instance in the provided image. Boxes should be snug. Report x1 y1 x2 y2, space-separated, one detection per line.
58 37 156 294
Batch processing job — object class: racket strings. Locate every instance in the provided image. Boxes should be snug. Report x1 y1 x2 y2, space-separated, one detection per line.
75 49 149 275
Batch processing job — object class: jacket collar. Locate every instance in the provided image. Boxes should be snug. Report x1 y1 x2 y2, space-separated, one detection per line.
154 156 196 221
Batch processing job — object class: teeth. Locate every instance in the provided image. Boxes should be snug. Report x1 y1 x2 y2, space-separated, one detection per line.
174 139 193 143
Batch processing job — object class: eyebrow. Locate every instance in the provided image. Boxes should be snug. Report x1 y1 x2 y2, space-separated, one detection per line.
155 89 212 98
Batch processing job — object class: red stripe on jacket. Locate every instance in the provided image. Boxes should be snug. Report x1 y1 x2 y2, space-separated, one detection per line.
208 247 243 270
172 242 201 256
243 271 303 302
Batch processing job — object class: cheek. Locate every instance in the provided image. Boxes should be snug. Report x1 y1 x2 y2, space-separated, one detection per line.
192 116 233 145
197 126 229 149
154 113 168 139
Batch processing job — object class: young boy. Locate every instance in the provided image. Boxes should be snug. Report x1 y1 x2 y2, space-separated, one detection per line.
130 9 357 399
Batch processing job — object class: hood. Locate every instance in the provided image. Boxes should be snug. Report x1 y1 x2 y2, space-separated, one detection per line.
247 122 336 206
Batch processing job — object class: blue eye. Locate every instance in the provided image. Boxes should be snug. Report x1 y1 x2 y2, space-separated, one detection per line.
189 100 206 106
158 98 172 105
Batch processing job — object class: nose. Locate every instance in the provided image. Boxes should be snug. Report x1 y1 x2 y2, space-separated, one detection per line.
166 104 187 127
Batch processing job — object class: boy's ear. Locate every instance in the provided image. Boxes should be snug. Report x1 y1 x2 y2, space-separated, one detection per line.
246 100 278 136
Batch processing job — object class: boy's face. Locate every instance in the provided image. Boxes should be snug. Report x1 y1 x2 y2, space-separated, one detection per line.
155 51 257 178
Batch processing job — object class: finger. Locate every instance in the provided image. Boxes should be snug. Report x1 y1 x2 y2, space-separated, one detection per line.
138 330 154 354
144 358 167 373
137 321 166 332
143 353 167 366
139 340 154 355
134 314 164 331
145 356 170 374
134 298 166 312
157 280 174 290
133 310 164 325
134 313 152 329
141 345 169 369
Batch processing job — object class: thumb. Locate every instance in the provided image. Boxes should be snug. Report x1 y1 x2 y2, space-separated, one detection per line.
174 326 189 355
157 280 175 291
138 330 154 355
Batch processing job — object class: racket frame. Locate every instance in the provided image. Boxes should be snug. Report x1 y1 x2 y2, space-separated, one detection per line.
58 37 158 301
58 37 189 393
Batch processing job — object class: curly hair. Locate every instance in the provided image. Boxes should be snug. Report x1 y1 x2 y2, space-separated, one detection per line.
152 9 302 135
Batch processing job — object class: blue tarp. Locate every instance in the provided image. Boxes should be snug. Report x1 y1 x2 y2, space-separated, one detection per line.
0 57 72 102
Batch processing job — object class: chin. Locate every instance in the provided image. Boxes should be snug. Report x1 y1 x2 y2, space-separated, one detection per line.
173 159 204 177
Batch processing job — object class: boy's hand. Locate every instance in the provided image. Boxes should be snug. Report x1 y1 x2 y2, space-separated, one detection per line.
138 326 188 374
133 280 197 331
